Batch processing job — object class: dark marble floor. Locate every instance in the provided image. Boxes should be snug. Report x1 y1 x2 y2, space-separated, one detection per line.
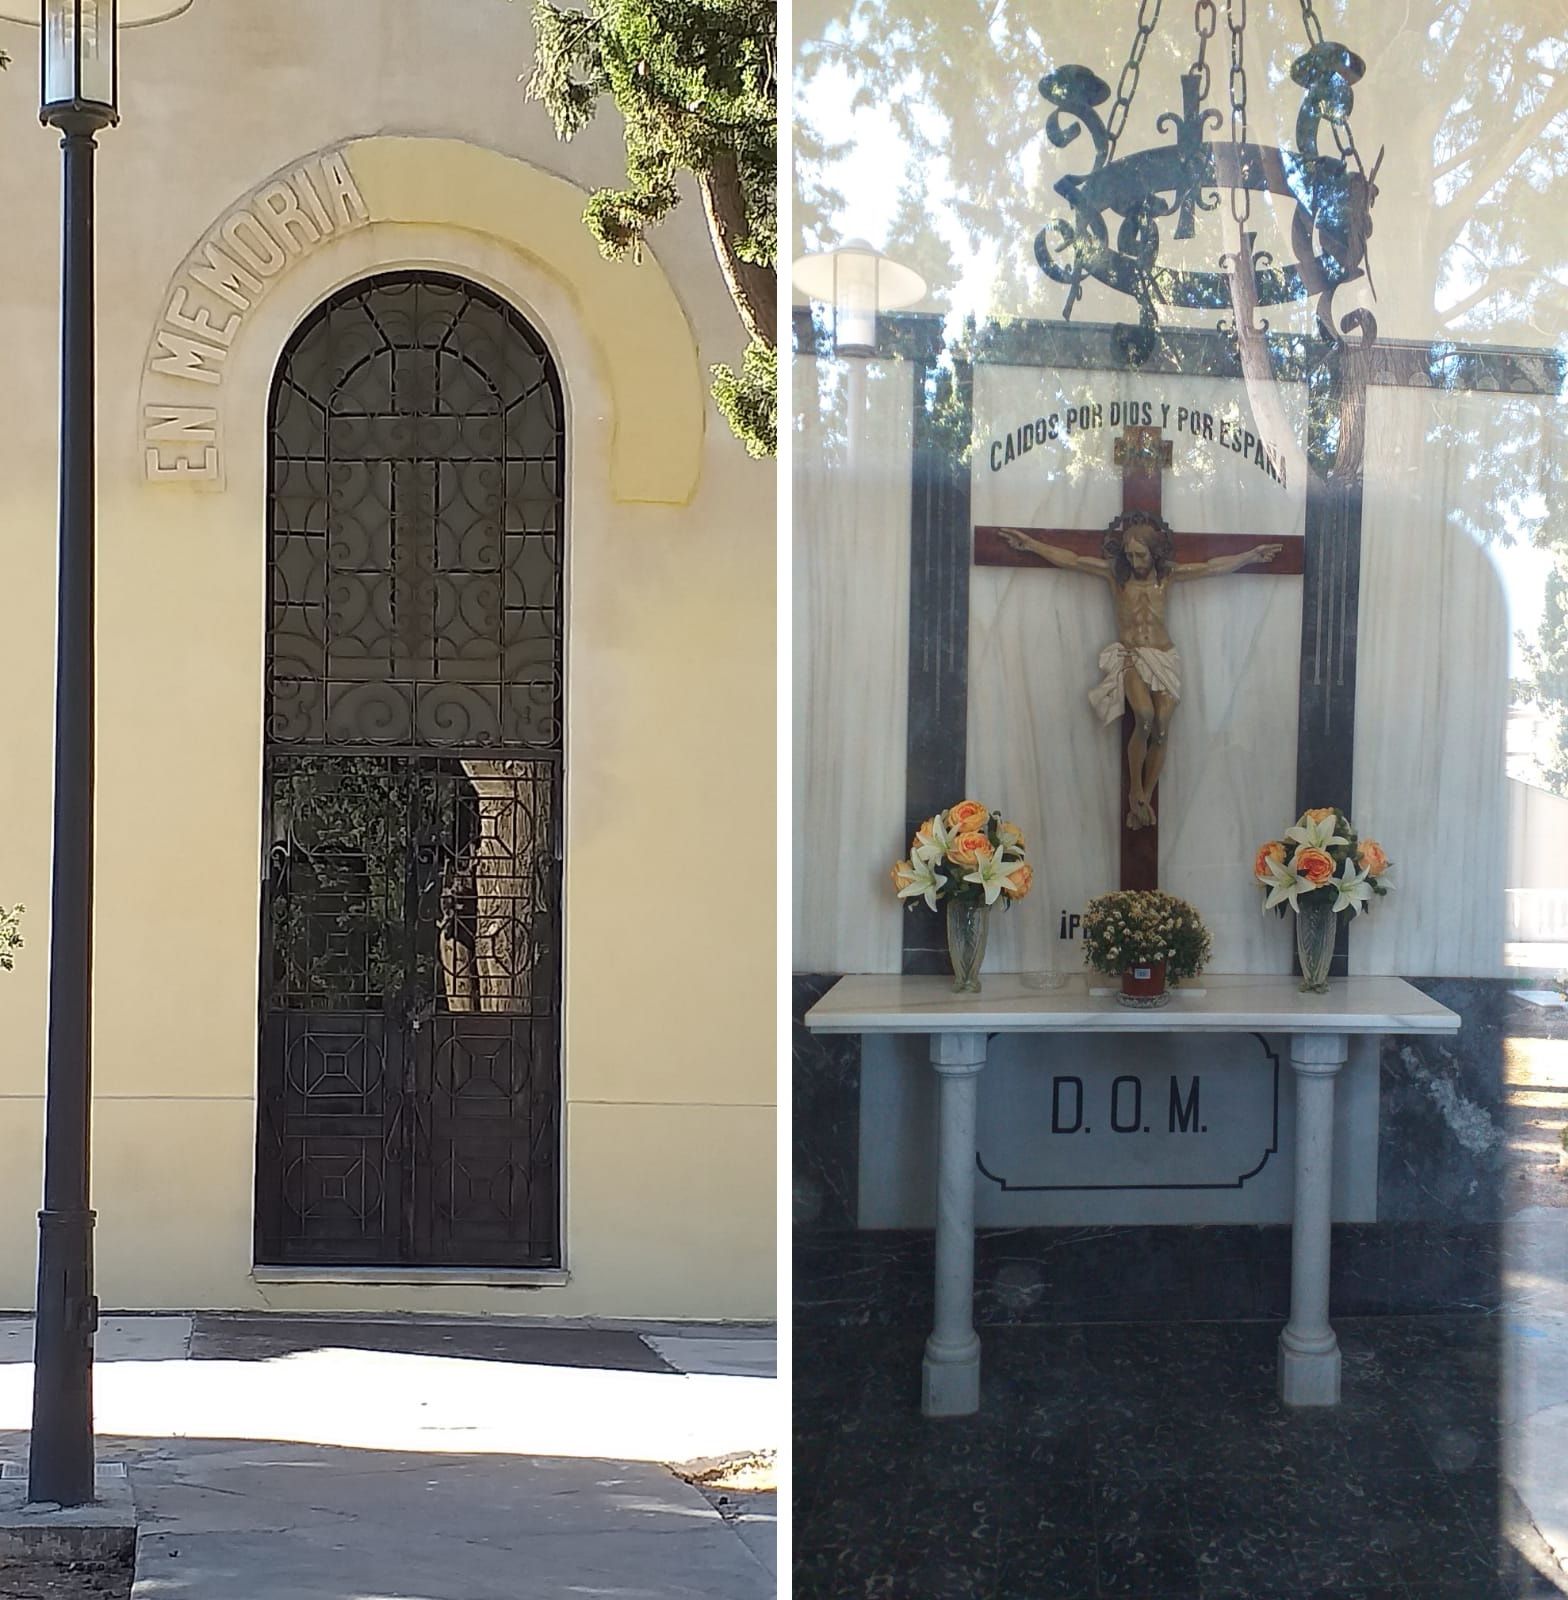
795 1317 1567 1600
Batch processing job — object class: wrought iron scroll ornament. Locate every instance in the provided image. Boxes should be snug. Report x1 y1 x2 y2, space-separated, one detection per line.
1035 0 1382 365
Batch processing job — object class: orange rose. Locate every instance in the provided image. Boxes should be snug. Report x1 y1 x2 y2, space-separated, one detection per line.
946 799 989 834
1357 839 1389 876
946 831 994 869
1002 862 1033 899
891 860 917 894
1295 847 1336 886
1303 807 1337 824
998 821 1026 853
1253 841 1286 881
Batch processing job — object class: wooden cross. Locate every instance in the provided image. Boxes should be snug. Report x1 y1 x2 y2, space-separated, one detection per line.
974 424 1303 891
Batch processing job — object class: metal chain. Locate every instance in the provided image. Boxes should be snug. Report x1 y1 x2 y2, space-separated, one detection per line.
1189 0 1217 105
1296 0 1371 194
1105 0 1165 161
1227 0 1250 225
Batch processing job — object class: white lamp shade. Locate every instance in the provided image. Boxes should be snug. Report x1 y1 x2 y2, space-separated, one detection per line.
792 239 928 356
41 0 117 116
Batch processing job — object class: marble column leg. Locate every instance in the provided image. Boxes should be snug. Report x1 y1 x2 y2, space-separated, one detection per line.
922 1031 987 1418
1279 1031 1348 1407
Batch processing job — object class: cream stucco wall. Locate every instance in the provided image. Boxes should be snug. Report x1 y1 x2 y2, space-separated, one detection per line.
0 1 775 1319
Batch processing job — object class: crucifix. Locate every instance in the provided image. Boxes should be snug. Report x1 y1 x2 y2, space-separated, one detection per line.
974 424 1303 891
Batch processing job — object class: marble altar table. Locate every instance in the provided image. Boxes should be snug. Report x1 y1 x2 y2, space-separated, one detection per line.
804 973 1461 1416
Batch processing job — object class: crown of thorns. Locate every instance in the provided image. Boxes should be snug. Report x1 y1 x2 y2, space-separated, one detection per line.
1103 512 1175 573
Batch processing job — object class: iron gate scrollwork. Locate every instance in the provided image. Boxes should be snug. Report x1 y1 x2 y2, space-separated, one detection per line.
256 274 564 1268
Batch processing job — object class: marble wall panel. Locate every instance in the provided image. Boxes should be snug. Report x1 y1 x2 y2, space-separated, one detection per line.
968 367 1309 975
792 358 915 973
1352 386 1560 977
858 1031 1380 1228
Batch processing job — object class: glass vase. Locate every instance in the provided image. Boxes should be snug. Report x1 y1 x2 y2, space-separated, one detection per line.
946 900 990 993
1296 897 1339 994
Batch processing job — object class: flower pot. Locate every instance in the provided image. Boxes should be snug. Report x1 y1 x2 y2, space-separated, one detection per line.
1296 896 1339 994
1118 958 1169 1009
946 900 990 993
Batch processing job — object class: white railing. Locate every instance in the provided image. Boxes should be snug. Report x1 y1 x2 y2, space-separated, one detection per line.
1507 888 1568 942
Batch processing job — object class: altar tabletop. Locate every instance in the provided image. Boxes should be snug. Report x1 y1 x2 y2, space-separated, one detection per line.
804 972 1462 1036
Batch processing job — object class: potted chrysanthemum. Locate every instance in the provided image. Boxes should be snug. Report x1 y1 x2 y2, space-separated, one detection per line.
1081 890 1211 1009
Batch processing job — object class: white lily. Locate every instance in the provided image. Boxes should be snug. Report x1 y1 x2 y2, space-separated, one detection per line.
1285 811 1349 852
898 855 947 913
1331 859 1373 916
963 852 1023 907
1261 855 1313 913
911 812 955 866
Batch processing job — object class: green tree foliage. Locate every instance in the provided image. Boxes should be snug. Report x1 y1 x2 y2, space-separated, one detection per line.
0 905 22 973
526 0 777 457
1517 560 1568 793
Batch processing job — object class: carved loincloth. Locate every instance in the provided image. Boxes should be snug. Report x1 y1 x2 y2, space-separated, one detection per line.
1089 642 1182 727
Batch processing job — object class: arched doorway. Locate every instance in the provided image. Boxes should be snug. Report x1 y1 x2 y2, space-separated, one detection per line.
254 272 564 1268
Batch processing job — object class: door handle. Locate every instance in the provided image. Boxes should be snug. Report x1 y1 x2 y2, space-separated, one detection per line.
382 1092 405 1162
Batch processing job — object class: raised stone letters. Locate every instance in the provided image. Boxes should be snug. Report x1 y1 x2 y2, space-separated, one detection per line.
143 406 220 482
140 149 371 487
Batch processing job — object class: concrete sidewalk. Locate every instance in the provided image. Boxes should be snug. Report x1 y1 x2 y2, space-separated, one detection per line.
0 1315 777 1599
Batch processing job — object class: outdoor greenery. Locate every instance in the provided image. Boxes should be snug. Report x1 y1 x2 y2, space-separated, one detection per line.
0 905 23 973
526 0 777 457
1517 565 1568 794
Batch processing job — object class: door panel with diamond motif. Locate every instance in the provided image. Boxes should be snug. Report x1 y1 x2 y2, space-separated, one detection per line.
254 274 564 1268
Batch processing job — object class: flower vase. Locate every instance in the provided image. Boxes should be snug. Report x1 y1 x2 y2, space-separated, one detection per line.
1296 897 1339 993
946 900 990 993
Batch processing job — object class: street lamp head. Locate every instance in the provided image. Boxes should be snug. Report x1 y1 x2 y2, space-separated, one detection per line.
40 0 118 130
791 239 927 360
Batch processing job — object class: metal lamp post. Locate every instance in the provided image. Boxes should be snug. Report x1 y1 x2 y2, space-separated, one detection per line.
791 239 926 456
30 0 118 1510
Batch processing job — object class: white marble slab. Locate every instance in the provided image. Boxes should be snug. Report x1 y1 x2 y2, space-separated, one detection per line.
792 357 914 973
968 367 1308 977
1354 384 1563 979
804 972 1461 1034
859 1028 1382 1227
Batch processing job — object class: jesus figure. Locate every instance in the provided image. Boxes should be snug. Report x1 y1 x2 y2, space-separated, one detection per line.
998 515 1283 830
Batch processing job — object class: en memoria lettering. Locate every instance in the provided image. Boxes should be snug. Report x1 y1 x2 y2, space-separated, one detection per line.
141 149 370 487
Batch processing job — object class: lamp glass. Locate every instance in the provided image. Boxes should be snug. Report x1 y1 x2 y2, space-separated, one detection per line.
834 249 879 355
43 0 116 111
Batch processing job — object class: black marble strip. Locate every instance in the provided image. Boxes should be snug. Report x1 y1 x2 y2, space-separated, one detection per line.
901 353 977 975
793 974 860 1233
795 1219 1504 1328
801 305 1564 395
1296 349 1370 977
869 312 1566 396
1371 335 1568 396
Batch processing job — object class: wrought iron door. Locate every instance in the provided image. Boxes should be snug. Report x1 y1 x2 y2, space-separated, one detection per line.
256 274 564 1268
